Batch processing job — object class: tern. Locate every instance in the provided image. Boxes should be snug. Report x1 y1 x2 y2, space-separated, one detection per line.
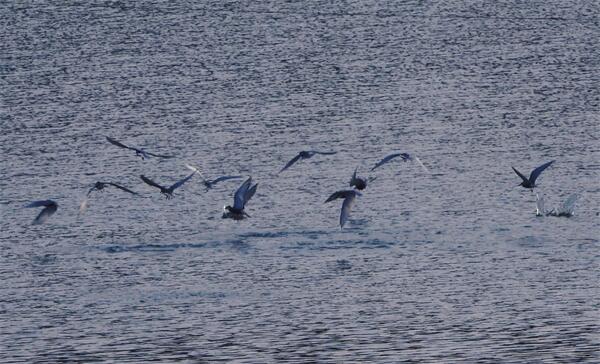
371 152 429 172
79 182 138 214
222 177 258 219
140 171 195 199
106 136 174 160
279 151 337 174
185 164 242 190
25 200 58 225
325 190 361 228
349 167 376 190
512 160 554 190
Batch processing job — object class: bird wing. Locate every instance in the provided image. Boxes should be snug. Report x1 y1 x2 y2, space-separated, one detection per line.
233 177 252 210
140 175 165 190
243 183 258 206
32 204 58 225
106 182 137 195
413 156 430 173
144 151 175 159
279 154 302 173
371 153 403 171
106 136 135 151
325 190 351 203
511 167 529 183
25 200 56 208
169 172 196 191
529 160 555 184
212 175 243 184
310 151 337 155
340 193 356 228
349 167 358 186
185 164 207 181
86 186 97 197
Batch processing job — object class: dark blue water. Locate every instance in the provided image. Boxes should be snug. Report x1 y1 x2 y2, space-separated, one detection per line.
1 1 599 362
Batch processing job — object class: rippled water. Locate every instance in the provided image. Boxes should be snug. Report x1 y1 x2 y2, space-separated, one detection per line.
1 1 599 362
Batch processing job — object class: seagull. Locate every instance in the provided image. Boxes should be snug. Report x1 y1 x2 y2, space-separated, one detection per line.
325 190 361 228
185 164 242 190
140 171 196 199
349 167 376 190
222 177 258 219
25 200 58 225
512 160 554 190
279 151 337 174
106 136 174 160
371 152 429 172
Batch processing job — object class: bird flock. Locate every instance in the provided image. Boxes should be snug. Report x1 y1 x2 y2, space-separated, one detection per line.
24 137 578 227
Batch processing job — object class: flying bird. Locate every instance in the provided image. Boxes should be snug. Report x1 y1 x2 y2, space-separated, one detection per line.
79 182 138 214
325 190 361 228
349 167 376 190
512 160 554 190
279 151 337 174
106 136 174 160
25 200 58 225
185 164 242 190
140 171 196 199
371 152 429 172
222 177 258 219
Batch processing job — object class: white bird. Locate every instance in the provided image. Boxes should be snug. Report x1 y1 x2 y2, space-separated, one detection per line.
279 151 337 174
106 136 174 160
185 164 243 190
140 171 196 199
25 200 58 225
371 152 429 172
222 177 258 219
325 190 361 228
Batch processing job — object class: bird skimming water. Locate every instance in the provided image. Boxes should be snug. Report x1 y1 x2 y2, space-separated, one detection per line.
185 164 242 190
325 190 361 229
140 172 196 199
279 151 337 174
106 136 174 160
25 200 58 225
222 177 258 219
79 182 138 214
371 152 429 172
512 160 554 190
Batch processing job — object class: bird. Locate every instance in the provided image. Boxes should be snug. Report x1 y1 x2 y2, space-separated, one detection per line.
185 164 242 190
140 171 196 199
222 177 258 219
25 200 58 225
349 167 376 190
87 181 137 197
325 190 361 228
279 151 337 174
106 136 174 160
512 160 554 190
371 152 429 172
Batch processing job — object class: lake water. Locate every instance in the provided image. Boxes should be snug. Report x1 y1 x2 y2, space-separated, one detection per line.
1 1 599 362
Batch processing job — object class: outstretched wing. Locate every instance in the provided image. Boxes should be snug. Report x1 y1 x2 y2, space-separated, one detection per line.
325 190 352 203
244 183 258 206
310 151 337 155
529 160 554 184
33 204 58 225
140 175 165 190
279 154 302 174
106 182 137 195
233 177 252 210
413 156 430 173
144 151 175 159
340 194 356 228
25 200 56 208
106 136 135 151
212 175 243 184
169 172 196 191
371 153 406 171
511 167 529 183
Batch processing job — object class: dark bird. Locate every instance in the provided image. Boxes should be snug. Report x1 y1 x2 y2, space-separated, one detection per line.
186 164 242 190
25 200 58 225
279 151 337 174
349 167 376 190
325 190 361 229
140 172 196 199
512 160 554 189
79 182 138 214
371 152 429 172
106 136 174 160
222 177 258 219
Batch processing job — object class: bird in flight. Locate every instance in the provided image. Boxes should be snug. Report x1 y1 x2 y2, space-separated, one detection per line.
349 167 376 190
79 182 138 214
222 177 258 219
140 171 196 199
325 190 361 229
106 136 174 160
512 160 554 190
185 164 242 190
371 152 429 172
279 151 337 174
25 200 58 225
